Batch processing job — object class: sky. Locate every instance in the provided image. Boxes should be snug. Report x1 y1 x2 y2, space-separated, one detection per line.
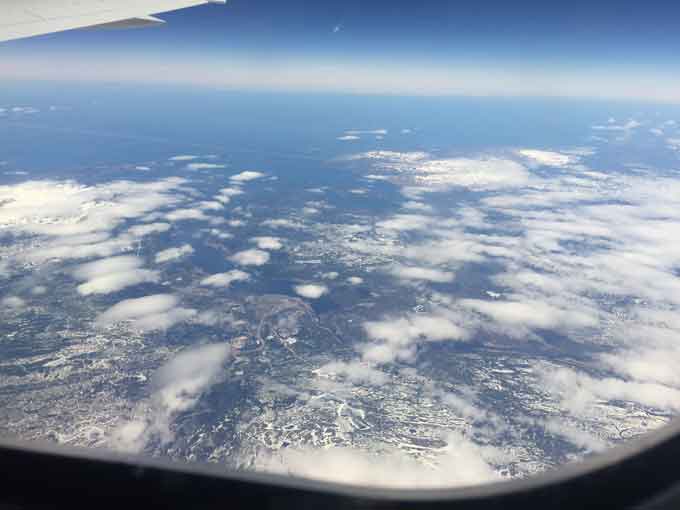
2 0 680 100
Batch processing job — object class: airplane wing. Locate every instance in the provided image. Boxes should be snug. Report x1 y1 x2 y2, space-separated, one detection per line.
0 0 225 43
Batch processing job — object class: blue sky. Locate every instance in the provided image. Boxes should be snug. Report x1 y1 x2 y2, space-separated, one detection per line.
2 0 680 101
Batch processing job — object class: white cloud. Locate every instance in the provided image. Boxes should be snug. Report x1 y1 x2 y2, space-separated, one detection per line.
96 294 196 331
229 249 270 266
254 430 500 488
2 296 26 309
201 270 250 287
155 244 194 264
377 214 434 232
206 228 233 240
345 129 388 135
127 222 171 237
414 157 529 189
261 218 305 229
164 208 208 222
0 178 184 240
389 265 455 283
198 201 224 211
351 152 529 191
186 163 226 171
250 236 283 250
230 171 266 182
317 360 388 385
72 255 144 281
73 255 159 295
517 149 574 167
402 201 433 212
459 298 598 331
362 311 468 364
347 276 363 285
169 155 199 161
111 343 231 452
592 119 641 131
539 365 680 415
294 283 328 299
337 135 360 141
218 187 245 197
31 286 47 295
667 138 680 150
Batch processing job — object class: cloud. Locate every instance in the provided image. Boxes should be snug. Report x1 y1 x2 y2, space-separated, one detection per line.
205 228 233 240
111 343 231 452
198 201 224 211
154 244 194 264
218 187 245 197
667 138 680 150
389 265 455 283
230 171 265 182
337 135 360 141
0 178 185 242
517 149 574 167
459 298 598 331
96 294 196 331
317 360 388 385
345 129 388 136
71 257 146 282
229 249 270 266
250 236 283 250
169 155 199 161
127 222 171 237
2 296 26 309
377 214 434 232
414 157 529 189
26 234 135 263
73 255 159 295
592 119 641 131
402 201 433 212
201 270 250 287
350 152 529 190
186 163 226 171
164 208 209 222
253 430 500 488
539 365 680 415
361 311 468 364
294 284 328 299
347 276 363 285
261 218 305 229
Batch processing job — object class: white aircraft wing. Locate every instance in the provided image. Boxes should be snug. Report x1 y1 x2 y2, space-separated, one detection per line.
0 0 225 43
